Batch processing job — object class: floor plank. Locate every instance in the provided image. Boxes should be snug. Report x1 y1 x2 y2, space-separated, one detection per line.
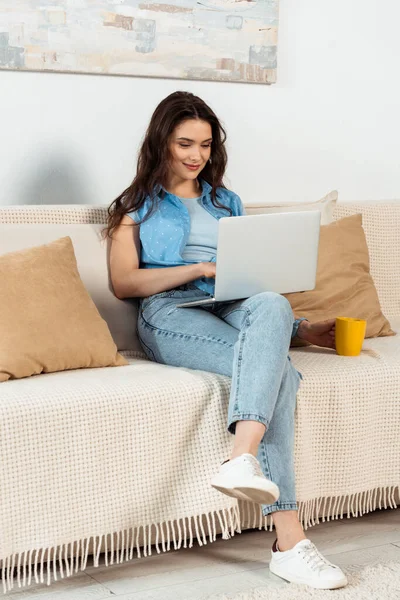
107 569 286 600
1 571 112 599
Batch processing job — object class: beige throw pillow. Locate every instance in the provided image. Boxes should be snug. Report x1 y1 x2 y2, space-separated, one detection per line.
0 236 127 382
284 214 394 339
245 190 338 225
0 224 141 352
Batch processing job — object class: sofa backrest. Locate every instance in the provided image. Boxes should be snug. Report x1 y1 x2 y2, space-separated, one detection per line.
331 202 400 318
0 202 398 351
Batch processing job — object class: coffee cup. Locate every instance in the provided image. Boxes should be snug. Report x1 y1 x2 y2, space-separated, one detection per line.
335 317 367 356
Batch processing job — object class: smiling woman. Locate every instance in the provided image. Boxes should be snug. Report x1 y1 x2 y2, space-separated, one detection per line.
104 90 348 592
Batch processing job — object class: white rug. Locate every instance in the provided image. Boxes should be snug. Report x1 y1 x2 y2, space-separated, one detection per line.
206 562 400 600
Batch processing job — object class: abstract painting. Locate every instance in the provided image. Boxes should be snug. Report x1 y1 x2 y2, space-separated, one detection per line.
0 1 279 84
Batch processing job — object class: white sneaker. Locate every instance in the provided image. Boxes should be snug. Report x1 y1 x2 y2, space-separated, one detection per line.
269 538 348 590
211 453 280 504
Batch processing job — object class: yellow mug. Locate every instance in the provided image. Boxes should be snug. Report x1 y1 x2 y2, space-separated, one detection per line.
335 317 367 356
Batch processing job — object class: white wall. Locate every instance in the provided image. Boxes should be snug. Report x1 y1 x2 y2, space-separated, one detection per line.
1 0 399 207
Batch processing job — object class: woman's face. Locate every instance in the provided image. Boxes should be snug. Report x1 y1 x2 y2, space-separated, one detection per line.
168 119 212 183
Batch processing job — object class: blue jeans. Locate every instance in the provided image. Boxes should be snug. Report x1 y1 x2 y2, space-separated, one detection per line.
137 283 302 516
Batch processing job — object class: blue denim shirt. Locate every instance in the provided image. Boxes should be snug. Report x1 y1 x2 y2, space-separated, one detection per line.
127 180 305 338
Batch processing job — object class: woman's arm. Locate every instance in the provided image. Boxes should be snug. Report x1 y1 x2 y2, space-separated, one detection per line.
109 215 210 299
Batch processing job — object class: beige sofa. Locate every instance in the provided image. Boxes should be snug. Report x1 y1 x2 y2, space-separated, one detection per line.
0 202 399 594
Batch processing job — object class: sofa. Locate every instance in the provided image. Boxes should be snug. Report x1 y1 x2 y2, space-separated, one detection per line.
0 201 399 595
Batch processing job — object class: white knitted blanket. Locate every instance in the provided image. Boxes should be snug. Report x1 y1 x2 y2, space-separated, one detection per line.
0 203 399 595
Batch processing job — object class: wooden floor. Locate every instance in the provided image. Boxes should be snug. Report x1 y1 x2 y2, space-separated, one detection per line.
3 508 400 599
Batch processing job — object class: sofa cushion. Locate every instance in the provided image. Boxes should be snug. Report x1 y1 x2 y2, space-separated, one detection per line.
0 236 127 382
284 214 394 339
292 318 400 376
245 190 337 225
0 223 141 352
0 352 237 563
289 318 400 498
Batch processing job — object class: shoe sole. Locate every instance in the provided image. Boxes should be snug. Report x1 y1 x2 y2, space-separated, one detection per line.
269 562 348 589
211 480 279 505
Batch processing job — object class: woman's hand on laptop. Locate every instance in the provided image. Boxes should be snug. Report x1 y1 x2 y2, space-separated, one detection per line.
199 262 217 278
297 319 336 350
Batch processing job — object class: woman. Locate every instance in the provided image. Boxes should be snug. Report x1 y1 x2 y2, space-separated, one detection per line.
106 91 348 590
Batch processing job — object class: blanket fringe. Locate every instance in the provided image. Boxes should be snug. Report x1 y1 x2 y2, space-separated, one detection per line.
238 485 399 533
0 504 241 594
1 485 398 594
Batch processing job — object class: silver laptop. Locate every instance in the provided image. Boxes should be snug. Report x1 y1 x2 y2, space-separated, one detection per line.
176 211 321 308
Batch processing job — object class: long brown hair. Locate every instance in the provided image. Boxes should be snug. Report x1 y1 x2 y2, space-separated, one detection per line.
105 91 231 238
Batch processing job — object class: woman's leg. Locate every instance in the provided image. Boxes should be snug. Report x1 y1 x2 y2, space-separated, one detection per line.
139 286 304 536
211 292 305 546
207 293 347 589
138 286 348 589
137 285 238 376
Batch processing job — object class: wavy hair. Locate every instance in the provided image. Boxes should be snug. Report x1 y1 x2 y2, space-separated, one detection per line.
105 91 231 238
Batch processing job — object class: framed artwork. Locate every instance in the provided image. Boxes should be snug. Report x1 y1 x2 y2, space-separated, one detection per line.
0 0 279 84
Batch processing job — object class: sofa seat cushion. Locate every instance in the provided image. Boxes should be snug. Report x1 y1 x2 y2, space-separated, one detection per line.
290 319 400 500
291 318 400 376
0 352 237 560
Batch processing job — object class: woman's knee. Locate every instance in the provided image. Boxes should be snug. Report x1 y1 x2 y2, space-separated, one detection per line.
250 291 293 319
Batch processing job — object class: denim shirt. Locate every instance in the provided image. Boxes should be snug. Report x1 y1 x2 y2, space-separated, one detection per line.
127 180 305 339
